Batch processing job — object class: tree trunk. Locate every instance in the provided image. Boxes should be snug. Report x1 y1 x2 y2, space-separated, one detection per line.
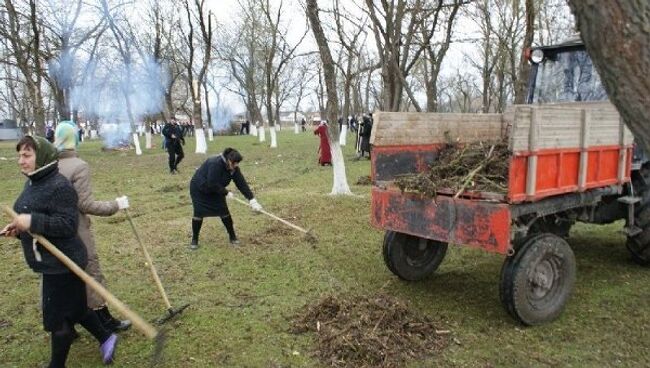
306 0 352 195
567 1 650 153
514 0 535 104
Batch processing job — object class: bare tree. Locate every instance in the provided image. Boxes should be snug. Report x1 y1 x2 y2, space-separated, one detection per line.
217 0 265 127
306 0 352 195
181 0 213 153
418 0 463 112
364 0 428 112
0 0 46 133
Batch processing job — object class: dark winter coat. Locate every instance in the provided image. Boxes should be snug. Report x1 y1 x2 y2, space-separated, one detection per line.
14 162 87 274
190 154 254 217
162 122 185 148
360 117 373 152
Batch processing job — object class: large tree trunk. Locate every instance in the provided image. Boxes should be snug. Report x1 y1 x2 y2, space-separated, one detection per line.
306 0 352 195
567 1 650 152
514 0 535 104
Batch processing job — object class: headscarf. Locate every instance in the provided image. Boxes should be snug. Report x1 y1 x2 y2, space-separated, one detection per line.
54 120 79 151
20 135 58 175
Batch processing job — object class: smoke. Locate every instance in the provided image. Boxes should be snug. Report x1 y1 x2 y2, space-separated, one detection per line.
48 48 76 92
210 105 234 132
68 55 168 147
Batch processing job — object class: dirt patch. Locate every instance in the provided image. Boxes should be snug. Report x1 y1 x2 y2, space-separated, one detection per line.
291 294 448 367
396 140 510 197
356 175 372 186
0 319 12 329
249 226 295 246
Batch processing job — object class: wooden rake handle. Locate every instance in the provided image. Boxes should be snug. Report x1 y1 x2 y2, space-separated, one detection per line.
2 206 158 339
229 196 309 234
122 207 173 310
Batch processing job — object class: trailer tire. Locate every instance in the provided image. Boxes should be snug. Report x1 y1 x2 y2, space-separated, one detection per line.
383 231 447 281
382 231 397 274
499 233 576 326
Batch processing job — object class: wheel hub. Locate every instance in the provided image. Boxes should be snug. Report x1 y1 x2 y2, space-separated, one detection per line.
405 238 435 267
529 258 558 299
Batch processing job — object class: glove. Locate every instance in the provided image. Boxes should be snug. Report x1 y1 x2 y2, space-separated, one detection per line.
249 198 262 212
116 196 130 210
226 192 234 199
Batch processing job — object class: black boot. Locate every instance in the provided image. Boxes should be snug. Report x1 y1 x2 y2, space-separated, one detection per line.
96 306 132 332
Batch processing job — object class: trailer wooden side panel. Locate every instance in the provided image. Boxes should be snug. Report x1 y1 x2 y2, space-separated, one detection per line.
370 112 504 147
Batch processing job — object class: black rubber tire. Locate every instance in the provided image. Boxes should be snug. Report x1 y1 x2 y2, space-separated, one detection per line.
499 233 576 326
384 231 448 281
499 235 531 319
627 167 650 266
626 207 650 266
382 231 397 274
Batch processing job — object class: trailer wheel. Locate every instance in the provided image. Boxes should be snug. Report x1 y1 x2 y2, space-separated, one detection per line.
383 231 447 281
382 231 397 274
499 233 576 325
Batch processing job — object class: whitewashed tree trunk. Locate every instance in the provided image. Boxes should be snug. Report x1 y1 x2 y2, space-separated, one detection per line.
294 123 299 134
259 125 266 142
145 132 152 149
339 124 347 146
208 128 214 141
251 124 258 136
270 127 277 148
330 141 352 195
132 133 142 155
90 130 97 139
195 128 207 154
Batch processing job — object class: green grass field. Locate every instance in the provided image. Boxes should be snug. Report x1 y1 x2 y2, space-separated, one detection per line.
0 131 648 367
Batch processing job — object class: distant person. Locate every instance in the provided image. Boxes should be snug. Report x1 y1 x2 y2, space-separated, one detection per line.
2 136 118 367
356 114 373 160
240 120 250 135
189 147 263 249
162 119 185 174
54 123 132 333
314 121 332 166
301 118 307 132
45 124 55 143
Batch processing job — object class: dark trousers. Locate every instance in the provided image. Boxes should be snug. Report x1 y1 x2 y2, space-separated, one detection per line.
167 142 184 171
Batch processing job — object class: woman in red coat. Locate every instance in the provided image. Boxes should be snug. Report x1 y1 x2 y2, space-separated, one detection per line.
314 121 332 166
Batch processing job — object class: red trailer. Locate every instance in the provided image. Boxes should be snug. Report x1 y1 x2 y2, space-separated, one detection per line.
371 100 646 325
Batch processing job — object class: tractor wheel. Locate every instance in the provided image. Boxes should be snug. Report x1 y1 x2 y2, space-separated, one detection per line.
383 231 448 281
626 166 650 266
626 206 650 266
499 233 576 325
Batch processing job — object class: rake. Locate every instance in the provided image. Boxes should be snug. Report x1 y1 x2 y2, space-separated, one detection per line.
121 206 189 325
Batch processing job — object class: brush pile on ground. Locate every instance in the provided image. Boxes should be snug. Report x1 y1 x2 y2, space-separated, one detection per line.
291 294 447 367
396 140 510 197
